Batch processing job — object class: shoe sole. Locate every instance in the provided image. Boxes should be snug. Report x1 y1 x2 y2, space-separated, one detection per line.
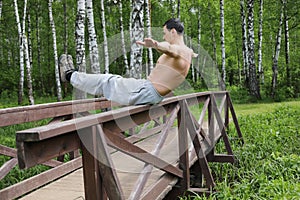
59 54 67 82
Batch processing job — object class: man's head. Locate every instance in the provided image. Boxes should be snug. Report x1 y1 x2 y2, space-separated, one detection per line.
162 18 184 43
163 18 184 35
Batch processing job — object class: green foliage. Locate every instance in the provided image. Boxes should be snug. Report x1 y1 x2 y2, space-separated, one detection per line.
180 104 300 200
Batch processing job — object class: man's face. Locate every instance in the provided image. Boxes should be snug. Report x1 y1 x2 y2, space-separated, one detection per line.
163 26 172 42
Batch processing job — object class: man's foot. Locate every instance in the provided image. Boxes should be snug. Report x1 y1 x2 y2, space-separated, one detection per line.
59 54 75 82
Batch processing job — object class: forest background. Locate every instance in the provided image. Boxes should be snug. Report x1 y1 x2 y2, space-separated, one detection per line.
0 0 299 106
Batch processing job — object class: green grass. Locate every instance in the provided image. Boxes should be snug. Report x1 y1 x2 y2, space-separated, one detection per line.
181 101 300 200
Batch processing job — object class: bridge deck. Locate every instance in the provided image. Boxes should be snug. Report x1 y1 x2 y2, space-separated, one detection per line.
20 128 182 200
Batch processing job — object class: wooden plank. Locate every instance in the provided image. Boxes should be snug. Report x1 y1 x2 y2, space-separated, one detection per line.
129 104 180 200
0 158 18 180
0 98 110 127
103 128 183 179
17 132 81 169
0 144 62 168
0 158 82 200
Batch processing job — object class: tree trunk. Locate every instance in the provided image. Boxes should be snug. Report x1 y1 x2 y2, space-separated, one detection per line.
220 0 226 90
240 0 249 81
100 0 109 74
14 0 24 105
169 0 175 18
119 0 129 76
271 3 284 99
75 0 87 100
247 0 261 99
87 0 100 74
36 0 44 94
63 0 68 55
130 0 144 79
145 0 153 75
0 0 2 19
177 0 180 19
24 10 34 105
49 0 62 101
283 0 290 88
197 4 201 83
258 0 264 84
208 1 217 67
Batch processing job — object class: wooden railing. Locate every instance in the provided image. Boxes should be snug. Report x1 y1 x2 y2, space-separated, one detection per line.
0 98 115 199
0 91 243 200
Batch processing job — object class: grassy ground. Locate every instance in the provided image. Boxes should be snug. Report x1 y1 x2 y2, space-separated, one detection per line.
181 100 300 200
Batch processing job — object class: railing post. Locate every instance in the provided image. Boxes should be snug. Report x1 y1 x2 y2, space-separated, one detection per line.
178 100 190 191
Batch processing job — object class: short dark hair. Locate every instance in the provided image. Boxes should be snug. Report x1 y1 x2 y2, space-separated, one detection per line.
163 18 184 34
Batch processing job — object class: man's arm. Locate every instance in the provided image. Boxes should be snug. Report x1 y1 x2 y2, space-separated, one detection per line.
137 38 181 58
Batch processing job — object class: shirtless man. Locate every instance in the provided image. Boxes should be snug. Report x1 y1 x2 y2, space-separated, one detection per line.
59 18 197 105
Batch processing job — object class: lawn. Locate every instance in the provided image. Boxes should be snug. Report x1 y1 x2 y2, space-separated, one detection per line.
182 100 300 199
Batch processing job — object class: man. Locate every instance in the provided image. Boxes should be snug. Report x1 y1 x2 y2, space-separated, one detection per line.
59 18 197 105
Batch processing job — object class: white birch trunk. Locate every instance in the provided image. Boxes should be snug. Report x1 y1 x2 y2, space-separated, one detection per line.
86 0 100 74
130 0 144 78
240 0 249 79
196 5 201 82
22 4 34 105
247 0 261 99
258 0 264 84
145 0 154 74
75 0 86 99
100 0 109 74
271 4 284 99
119 0 129 76
220 0 226 89
283 0 290 87
14 0 24 105
49 0 62 101
0 0 2 19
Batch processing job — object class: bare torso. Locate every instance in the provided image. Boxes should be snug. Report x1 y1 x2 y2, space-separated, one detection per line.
148 45 194 96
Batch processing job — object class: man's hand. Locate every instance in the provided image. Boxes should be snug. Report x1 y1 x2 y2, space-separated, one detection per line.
136 38 158 48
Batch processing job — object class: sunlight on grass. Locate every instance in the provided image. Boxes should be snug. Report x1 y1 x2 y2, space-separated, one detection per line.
233 100 300 117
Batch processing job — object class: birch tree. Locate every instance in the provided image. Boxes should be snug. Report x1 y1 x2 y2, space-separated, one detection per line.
208 1 217 67
49 0 62 101
14 0 25 105
247 0 261 99
100 0 109 74
240 0 249 80
169 0 175 18
23 6 34 105
258 0 264 84
119 0 129 75
130 0 144 78
177 0 180 19
75 0 86 99
220 0 226 90
271 3 284 99
145 0 154 74
196 2 201 82
86 0 100 74
283 0 290 87
0 0 2 20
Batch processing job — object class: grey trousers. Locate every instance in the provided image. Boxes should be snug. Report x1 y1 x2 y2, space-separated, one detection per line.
70 72 164 105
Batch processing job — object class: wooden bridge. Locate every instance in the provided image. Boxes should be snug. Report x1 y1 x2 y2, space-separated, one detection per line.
0 91 243 200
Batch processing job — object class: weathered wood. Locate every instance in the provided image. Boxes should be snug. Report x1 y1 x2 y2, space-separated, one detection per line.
0 98 111 127
103 128 183 179
0 158 82 200
0 158 18 180
129 104 180 200
13 91 243 200
17 132 81 169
